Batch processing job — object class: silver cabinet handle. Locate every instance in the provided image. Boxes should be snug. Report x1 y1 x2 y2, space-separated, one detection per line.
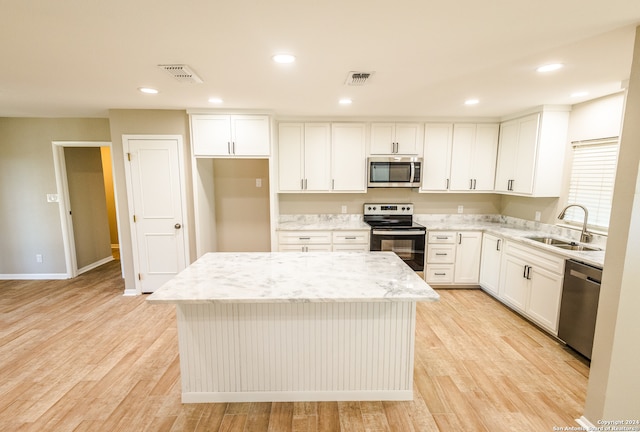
345 236 357 240
470 179 473 189
458 233 462 244
523 265 528 278
435 253 448 256
496 239 501 251
435 236 449 240
227 142 231 154
446 178 449 189
434 272 447 276
300 179 304 190
299 237 311 240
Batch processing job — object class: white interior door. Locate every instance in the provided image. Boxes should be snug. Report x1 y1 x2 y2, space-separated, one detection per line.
124 135 188 293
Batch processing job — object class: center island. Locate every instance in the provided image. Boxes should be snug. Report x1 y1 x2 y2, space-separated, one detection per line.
147 251 439 403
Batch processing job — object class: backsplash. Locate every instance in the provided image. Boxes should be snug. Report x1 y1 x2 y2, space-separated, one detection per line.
278 213 608 248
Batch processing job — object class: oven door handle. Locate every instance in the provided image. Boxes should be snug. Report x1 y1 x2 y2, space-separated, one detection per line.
372 229 425 236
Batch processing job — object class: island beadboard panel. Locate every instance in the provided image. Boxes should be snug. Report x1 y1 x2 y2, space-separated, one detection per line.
177 301 416 402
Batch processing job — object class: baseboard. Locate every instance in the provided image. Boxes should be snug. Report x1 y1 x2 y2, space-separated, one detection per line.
0 273 69 280
576 416 596 429
123 289 140 297
77 256 114 275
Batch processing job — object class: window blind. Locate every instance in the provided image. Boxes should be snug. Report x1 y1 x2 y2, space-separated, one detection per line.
564 138 619 230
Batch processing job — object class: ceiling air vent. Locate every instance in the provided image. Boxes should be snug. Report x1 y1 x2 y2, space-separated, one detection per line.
345 71 374 86
158 64 203 84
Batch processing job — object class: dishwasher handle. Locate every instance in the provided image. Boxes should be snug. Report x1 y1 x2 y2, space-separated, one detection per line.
569 269 601 285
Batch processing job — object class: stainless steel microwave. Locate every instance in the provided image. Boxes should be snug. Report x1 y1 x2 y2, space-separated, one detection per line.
368 157 422 188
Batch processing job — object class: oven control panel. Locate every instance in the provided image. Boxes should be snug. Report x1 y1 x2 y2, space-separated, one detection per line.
364 203 414 215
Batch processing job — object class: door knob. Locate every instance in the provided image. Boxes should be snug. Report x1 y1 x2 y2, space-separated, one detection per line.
174 223 182 229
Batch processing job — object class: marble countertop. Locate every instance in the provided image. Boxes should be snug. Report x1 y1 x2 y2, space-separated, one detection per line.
146 252 440 304
418 220 605 268
276 214 605 268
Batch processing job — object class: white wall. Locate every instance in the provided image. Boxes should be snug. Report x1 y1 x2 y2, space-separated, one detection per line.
583 26 640 423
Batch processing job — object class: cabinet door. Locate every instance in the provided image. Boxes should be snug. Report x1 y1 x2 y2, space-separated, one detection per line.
370 123 395 154
479 234 502 296
453 231 482 284
421 123 453 191
472 124 499 191
527 265 563 334
512 114 540 194
500 254 528 312
191 115 232 156
449 124 475 190
231 115 270 156
395 124 421 155
278 123 304 192
304 124 331 191
331 123 366 192
494 120 519 192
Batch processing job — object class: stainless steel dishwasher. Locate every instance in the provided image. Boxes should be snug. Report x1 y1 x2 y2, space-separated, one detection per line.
558 260 602 360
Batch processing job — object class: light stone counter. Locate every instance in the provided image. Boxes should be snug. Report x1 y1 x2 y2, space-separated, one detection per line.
147 251 439 403
276 213 605 268
147 251 439 304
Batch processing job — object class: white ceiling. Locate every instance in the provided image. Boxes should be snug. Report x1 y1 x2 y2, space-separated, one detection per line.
1 0 639 119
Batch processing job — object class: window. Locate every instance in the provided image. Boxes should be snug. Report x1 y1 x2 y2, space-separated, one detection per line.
564 137 619 230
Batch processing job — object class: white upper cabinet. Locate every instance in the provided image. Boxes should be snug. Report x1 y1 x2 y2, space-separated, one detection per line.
331 123 366 192
279 123 365 193
278 123 331 192
421 123 453 191
370 123 423 155
191 114 270 157
449 124 499 192
495 109 570 196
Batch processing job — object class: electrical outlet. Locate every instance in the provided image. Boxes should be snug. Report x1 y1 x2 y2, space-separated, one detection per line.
36 254 43 263
457 205 464 214
535 211 541 222
46 194 59 203
255 178 262 187
341 205 347 214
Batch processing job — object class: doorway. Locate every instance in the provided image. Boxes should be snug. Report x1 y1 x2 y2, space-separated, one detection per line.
52 141 121 278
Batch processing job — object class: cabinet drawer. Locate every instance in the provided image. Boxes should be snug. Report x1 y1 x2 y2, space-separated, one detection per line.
332 231 370 244
279 244 332 252
504 241 565 274
427 245 456 263
278 231 332 245
428 231 456 244
425 265 454 283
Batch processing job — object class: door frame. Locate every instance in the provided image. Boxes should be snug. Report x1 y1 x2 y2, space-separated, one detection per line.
122 134 190 295
51 141 121 279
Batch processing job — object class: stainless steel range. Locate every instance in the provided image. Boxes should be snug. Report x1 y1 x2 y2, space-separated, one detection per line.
364 203 426 272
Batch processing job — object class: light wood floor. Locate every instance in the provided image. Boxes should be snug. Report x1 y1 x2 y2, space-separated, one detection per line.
0 261 589 431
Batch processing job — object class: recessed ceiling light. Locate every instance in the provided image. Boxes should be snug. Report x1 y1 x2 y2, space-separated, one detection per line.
536 63 564 73
208 97 223 104
464 99 479 105
571 91 589 98
339 98 352 105
272 54 296 64
138 87 159 94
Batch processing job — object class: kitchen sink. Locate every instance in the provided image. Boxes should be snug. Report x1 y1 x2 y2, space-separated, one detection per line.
527 237 571 246
526 236 602 252
554 244 602 252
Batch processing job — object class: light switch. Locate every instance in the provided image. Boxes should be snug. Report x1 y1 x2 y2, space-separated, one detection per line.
47 194 59 202
255 178 262 187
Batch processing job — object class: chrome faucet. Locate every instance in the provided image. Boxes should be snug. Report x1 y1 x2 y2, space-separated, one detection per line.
558 204 593 243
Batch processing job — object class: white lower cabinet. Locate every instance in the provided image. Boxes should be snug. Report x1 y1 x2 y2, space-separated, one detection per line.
278 230 369 252
479 233 503 296
425 231 481 285
498 241 565 334
331 231 370 251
